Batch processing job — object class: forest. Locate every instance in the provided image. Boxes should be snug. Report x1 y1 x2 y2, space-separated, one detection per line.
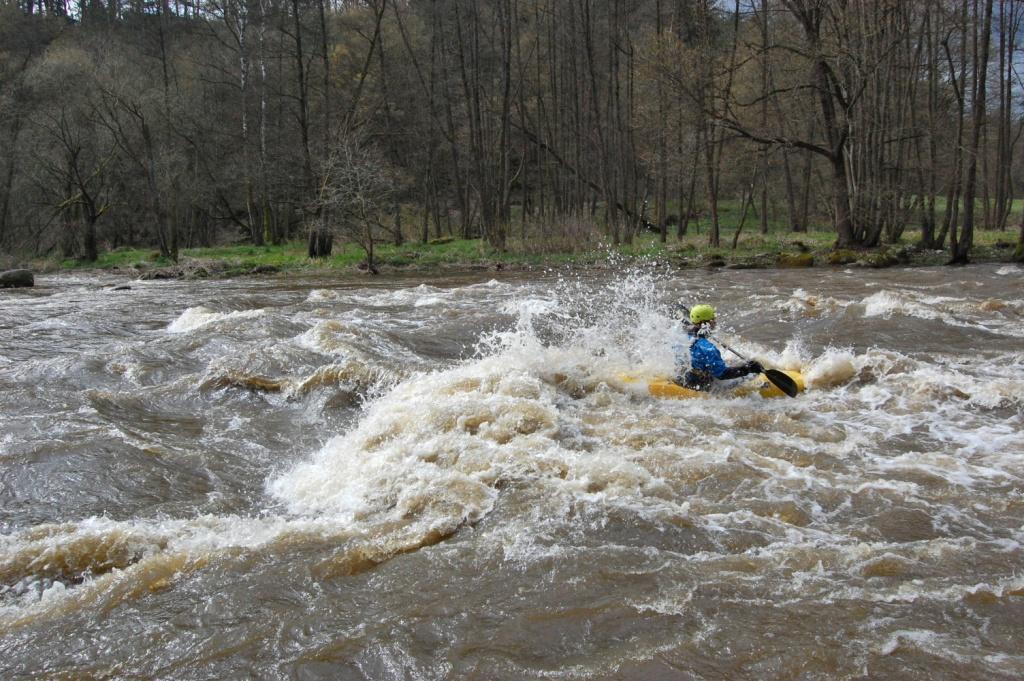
1 0 1023 267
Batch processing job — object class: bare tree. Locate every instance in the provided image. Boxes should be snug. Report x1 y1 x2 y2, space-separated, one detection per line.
313 139 394 271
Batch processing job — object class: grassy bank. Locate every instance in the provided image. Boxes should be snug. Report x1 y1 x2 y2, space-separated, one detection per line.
47 223 1022 279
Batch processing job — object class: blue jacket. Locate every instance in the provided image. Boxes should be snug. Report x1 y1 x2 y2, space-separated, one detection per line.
689 337 728 378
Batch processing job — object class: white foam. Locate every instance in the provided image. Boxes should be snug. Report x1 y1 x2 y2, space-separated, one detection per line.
307 284 458 308
294 318 366 356
861 290 947 320
775 288 848 316
166 306 265 333
269 269 691 539
858 288 1024 339
804 349 858 388
306 288 339 302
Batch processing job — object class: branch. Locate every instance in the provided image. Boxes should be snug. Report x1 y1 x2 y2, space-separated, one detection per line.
712 114 834 159
732 83 819 108
341 0 388 136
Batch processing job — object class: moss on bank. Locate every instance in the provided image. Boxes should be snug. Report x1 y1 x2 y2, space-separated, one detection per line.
41 228 1022 279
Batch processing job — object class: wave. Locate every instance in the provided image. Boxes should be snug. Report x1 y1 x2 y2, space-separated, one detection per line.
306 279 516 308
0 512 464 629
167 306 266 333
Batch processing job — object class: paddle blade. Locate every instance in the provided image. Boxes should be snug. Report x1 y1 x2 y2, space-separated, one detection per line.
764 369 799 398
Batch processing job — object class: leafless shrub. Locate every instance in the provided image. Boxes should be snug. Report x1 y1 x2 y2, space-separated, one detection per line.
505 215 605 255
312 140 395 270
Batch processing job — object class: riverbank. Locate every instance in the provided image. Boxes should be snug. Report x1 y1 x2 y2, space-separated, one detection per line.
25 228 1024 279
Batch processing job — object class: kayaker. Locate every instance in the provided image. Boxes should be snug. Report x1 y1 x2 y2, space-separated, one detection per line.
676 304 764 390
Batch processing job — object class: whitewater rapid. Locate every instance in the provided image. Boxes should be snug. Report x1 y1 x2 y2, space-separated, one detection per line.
1 264 1022 679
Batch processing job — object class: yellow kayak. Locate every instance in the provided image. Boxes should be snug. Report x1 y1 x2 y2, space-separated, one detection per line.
618 371 805 399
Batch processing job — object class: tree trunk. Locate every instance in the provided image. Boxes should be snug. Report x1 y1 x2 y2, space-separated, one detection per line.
290 0 314 201
952 0 994 265
920 2 939 248
307 228 333 257
1016 197 1024 261
392 196 403 246
940 0 970 251
830 152 855 248
703 119 720 248
759 0 770 235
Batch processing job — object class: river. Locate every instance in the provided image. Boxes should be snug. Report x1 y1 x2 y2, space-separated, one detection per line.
1 263 1022 680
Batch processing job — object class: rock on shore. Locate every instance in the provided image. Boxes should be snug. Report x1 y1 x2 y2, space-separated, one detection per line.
0 269 34 287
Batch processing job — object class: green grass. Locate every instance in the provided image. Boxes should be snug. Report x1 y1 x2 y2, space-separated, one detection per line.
929 195 1024 217
52 205 1020 276
664 199 810 234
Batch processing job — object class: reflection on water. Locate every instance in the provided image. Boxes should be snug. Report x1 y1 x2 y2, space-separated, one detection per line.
1 264 1023 679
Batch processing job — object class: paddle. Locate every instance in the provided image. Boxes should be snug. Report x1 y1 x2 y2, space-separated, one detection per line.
714 339 799 398
677 305 799 398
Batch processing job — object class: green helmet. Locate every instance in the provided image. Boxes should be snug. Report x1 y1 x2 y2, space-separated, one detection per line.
689 304 716 324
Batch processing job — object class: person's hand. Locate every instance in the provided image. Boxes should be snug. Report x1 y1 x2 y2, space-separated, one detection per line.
743 360 764 375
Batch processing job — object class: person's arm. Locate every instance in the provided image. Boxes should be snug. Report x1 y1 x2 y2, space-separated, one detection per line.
717 360 763 380
694 339 762 379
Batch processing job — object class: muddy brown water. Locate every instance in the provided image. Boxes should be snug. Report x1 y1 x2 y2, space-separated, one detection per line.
1 264 1022 680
